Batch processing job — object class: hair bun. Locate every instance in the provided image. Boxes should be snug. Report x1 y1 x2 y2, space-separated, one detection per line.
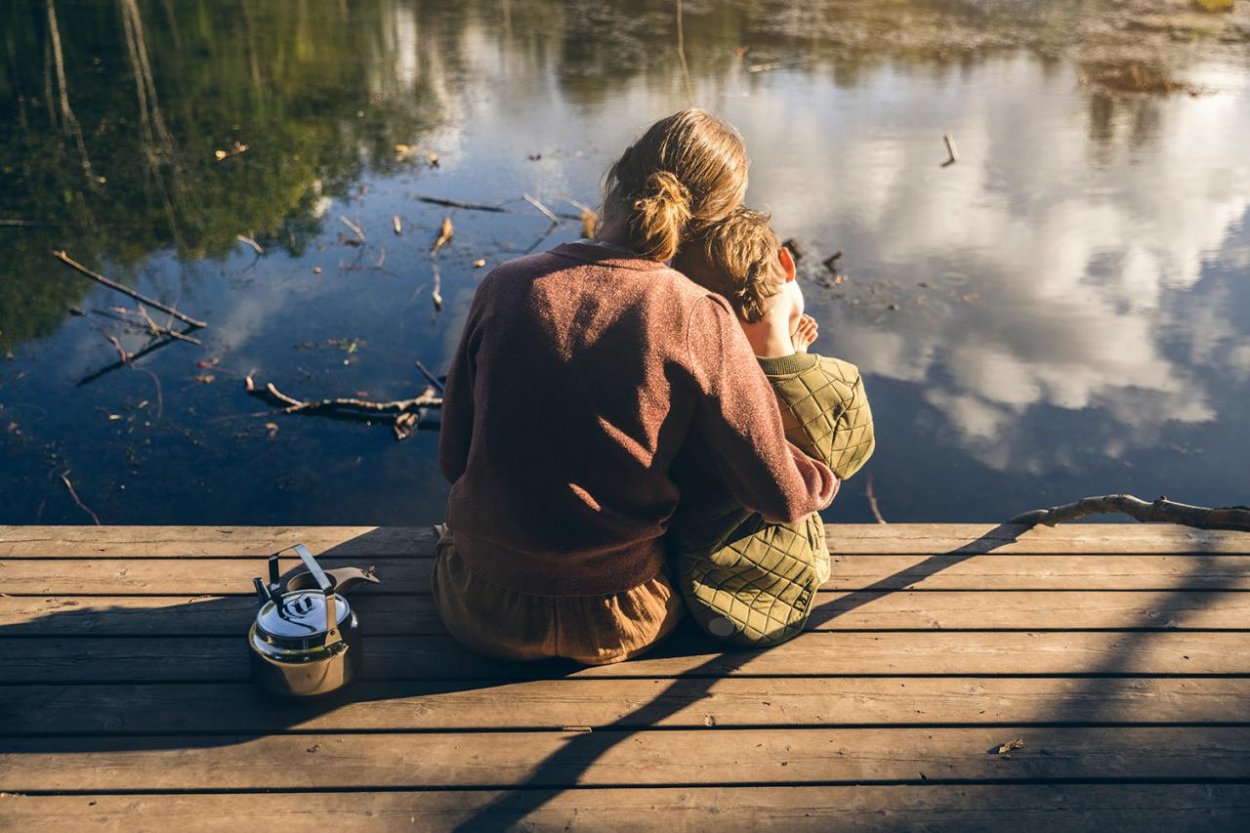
630 171 693 261
643 170 691 208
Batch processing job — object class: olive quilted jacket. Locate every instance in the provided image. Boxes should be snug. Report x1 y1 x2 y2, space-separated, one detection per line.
668 352 875 646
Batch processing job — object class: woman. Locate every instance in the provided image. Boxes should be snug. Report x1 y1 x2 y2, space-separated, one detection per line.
434 109 837 665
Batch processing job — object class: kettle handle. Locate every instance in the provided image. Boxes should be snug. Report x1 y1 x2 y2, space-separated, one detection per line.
291 544 339 643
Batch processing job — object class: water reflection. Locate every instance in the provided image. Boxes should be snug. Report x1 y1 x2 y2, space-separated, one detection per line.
1 0 1248 523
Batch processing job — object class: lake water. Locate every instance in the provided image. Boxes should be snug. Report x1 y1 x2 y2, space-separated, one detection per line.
2 0 1249 524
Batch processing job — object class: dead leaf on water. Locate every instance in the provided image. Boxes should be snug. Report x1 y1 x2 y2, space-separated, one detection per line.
265 422 279 438
393 215 403 235
195 373 216 384
473 259 486 268
997 738 1025 755
431 215 454 255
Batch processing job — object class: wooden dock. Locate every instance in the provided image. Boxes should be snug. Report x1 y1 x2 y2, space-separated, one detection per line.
2 523 1249 831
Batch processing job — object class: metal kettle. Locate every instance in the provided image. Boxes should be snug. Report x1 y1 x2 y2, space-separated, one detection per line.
248 544 380 697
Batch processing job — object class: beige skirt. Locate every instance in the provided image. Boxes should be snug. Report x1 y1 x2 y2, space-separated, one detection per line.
430 527 684 666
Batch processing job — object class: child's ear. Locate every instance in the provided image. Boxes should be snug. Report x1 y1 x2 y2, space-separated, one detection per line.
779 245 797 283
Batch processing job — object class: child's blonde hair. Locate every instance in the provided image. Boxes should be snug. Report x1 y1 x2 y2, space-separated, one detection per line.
673 208 785 323
600 109 749 264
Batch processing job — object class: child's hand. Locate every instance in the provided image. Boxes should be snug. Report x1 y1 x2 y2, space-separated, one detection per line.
791 314 819 353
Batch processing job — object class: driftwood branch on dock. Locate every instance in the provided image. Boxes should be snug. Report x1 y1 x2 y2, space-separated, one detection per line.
1011 494 1250 532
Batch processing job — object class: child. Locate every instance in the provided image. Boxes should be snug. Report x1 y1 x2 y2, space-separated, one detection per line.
669 208 875 646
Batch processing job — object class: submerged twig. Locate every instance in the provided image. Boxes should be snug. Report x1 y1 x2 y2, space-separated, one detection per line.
865 474 888 525
101 330 131 364
59 469 101 525
414 361 446 394
53 250 208 328
523 193 560 225
77 324 201 387
431 262 444 311
416 195 507 213
1010 494 1250 531
340 215 366 240
138 305 202 345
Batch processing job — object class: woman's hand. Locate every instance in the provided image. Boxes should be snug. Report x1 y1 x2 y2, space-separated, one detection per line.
791 314 819 353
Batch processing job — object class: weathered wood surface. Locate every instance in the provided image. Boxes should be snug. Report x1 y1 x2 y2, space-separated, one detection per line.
4 786 1249 833
2 524 1248 832
5 589 1247 635
2 523 1247 557
6 554 1250 594
2 631 1245 683
6 677 1244 735
6 727 1250 791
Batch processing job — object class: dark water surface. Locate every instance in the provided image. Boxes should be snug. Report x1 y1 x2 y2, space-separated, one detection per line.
2 0 1249 524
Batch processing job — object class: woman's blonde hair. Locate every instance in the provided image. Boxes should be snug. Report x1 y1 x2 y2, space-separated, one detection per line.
600 109 749 263
673 208 785 324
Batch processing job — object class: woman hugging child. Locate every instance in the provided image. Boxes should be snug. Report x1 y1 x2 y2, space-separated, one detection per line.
669 208 876 647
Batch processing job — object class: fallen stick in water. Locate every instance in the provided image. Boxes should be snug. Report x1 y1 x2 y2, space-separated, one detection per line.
53 250 208 328
245 374 442 440
137 306 202 345
941 134 959 168
416 195 507 213
1010 494 1250 531
865 474 888 525
523 193 561 225
59 469 101 525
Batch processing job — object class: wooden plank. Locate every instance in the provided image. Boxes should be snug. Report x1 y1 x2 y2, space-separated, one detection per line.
7 554 1250 595
0 596 445 636
4 523 1248 558
0 526 437 558
6 590 1248 636
5 727 1250 792
3 631 1247 683
4 786 1249 832
823 523 1250 555
0 558 425 595
5 677 1245 736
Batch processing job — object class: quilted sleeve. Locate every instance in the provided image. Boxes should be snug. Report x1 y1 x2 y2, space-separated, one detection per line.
765 355 876 480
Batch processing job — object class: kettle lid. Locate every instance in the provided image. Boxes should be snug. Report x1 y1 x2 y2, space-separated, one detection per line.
256 590 351 641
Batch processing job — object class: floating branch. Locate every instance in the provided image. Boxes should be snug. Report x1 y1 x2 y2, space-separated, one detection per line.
137 305 202 345
1010 494 1250 531
340 216 366 240
523 193 560 225
941 134 959 168
53 250 208 328
244 374 442 440
236 234 263 255
558 195 599 238
416 195 507 213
